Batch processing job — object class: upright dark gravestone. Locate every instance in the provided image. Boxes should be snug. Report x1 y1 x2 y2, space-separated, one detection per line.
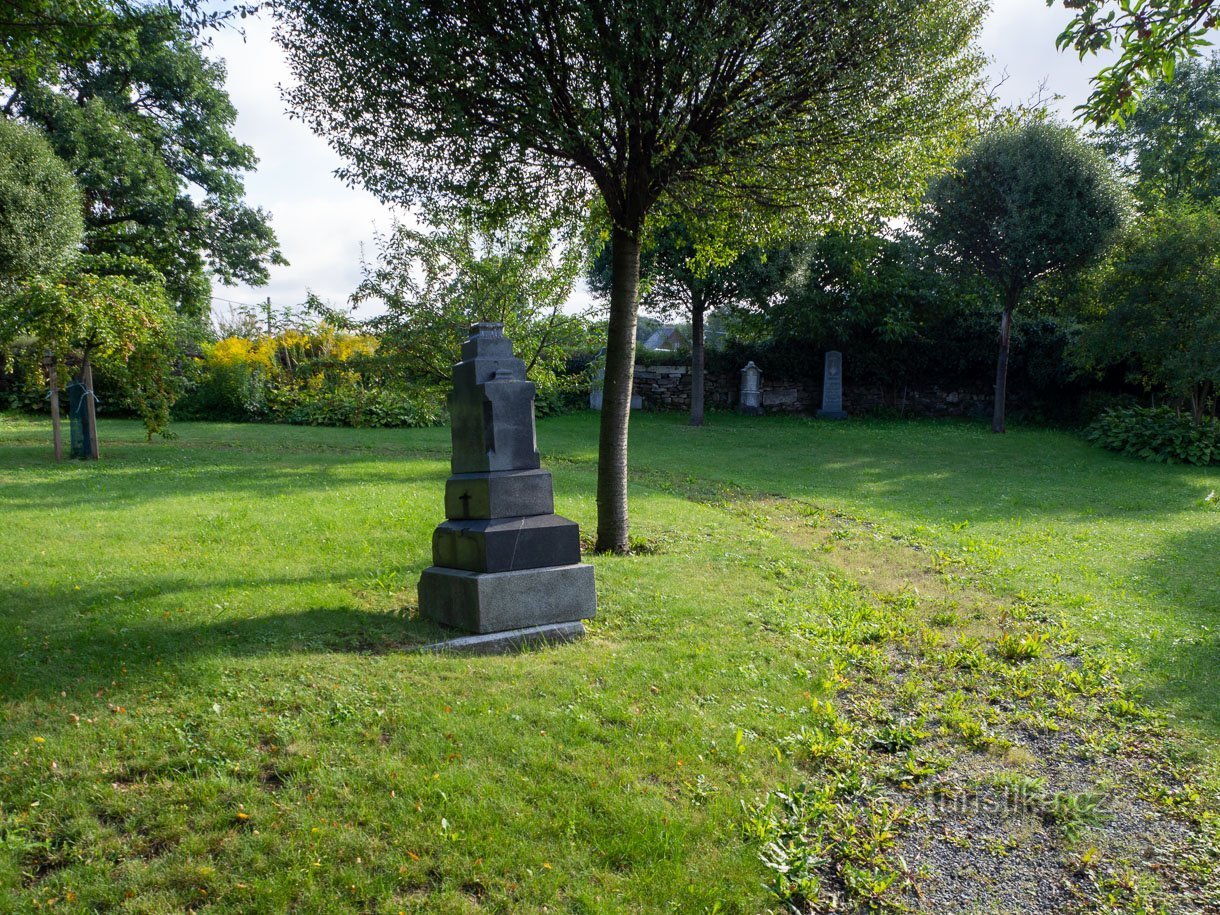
418 323 596 650
816 350 848 420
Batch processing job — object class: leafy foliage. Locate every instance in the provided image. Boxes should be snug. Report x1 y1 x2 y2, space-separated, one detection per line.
919 122 1129 431
1 253 178 436
747 231 978 387
1076 205 1220 424
921 124 1130 304
0 1 260 83
351 213 594 400
707 309 1085 412
1087 406 1219 464
1053 0 1220 124
264 385 446 429
0 118 82 284
5 3 284 321
589 222 792 326
1095 53 1220 207
176 327 447 429
276 0 987 237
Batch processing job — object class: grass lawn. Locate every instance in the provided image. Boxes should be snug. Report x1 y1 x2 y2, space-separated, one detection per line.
0 411 1216 913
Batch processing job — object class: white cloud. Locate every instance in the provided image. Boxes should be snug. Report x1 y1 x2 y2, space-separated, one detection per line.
205 17 404 317
980 0 1121 117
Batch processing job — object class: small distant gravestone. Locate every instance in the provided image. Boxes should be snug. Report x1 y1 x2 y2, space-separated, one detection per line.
816 351 848 420
589 353 641 411
739 361 763 415
588 360 604 410
418 323 596 653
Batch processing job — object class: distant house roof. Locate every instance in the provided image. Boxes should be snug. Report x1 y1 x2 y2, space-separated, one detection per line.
641 326 689 351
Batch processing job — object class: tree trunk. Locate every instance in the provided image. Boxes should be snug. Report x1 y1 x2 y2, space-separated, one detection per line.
46 358 63 462
1190 384 1206 426
690 294 706 427
992 299 1015 434
82 354 100 460
595 226 642 554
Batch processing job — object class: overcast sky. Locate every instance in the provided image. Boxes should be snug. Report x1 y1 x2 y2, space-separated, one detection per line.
205 1 1123 319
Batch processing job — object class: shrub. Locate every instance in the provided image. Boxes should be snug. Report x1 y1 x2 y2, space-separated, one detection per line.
174 331 449 428
175 336 278 421
265 384 446 429
1086 406 1219 465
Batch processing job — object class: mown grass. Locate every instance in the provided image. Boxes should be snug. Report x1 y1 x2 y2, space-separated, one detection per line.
0 410 1215 913
539 412 1220 738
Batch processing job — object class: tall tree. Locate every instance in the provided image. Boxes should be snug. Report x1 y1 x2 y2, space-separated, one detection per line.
276 0 986 552
4 3 283 322
1096 53 1220 207
919 122 1129 433
1054 0 1220 123
0 116 82 459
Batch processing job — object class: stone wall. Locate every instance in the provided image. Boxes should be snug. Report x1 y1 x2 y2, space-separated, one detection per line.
629 365 994 418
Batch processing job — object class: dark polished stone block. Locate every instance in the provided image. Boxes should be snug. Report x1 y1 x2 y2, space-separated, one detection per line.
445 469 554 520
460 323 516 362
432 514 580 573
449 381 541 474
418 563 597 633
452 357 526 390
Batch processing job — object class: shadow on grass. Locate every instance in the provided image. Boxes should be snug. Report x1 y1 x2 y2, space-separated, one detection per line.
1135 523 1220 735
606 413 1220 526
0 603 451 703
0 447 450 513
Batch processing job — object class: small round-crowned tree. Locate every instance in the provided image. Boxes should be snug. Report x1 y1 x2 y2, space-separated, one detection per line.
919 122 1129 432
0 118 82 284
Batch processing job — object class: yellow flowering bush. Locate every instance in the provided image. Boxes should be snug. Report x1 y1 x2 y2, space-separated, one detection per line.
177 327 441 428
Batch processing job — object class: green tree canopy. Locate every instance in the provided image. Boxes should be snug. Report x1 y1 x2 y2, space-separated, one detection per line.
1077 205 1220 425
1054 0 1220 123
0 116 81 284
919 122 1129 432
276 0 987 551
1 252 179 442
350 213 593 398
0 1 259 82
5 3 284 322
1096 53 1220 207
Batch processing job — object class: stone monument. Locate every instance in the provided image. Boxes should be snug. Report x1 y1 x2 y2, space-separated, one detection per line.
816 351 848 420
588 351 641 411
739 361 763 415
418 323 596 651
